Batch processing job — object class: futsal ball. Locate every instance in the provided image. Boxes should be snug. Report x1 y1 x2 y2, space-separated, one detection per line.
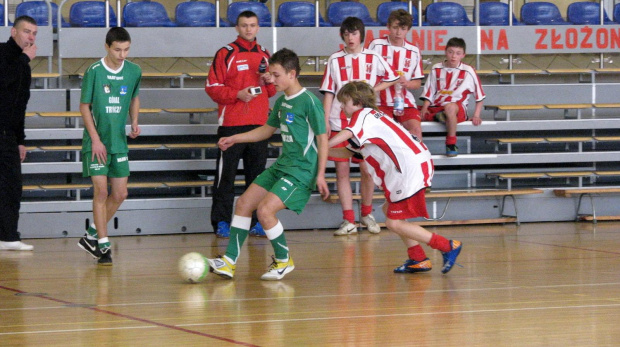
178 252 208 284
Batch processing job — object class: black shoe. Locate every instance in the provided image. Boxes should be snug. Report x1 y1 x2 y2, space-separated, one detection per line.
446 144 458 157
98 248 113 266
78 235 102 259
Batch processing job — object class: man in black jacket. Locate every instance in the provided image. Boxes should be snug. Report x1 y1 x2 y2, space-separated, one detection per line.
0 16 37 251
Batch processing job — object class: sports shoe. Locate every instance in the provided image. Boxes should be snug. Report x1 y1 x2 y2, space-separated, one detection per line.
361 214 381 234
261 255 295 281
394 258 432 273
249 222 266 237
446 144 458 157
333 220 358 236
0 241 33 251
97 248 113 266
434 112 446 123
78 235 102 259
216 221 230 238
207 255 235 279
441 240 462 274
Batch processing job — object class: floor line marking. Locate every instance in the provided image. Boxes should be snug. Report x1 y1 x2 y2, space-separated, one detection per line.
3 302 620 336
512 239 620 255
0 285 259 346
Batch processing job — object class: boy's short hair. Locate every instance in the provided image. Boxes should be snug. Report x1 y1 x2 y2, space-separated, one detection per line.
237 10 258 26
340 17 365 43
337 81 378 110
106 27 131 47
387 9 413 29
13 15 37 28
446 37 466 53
269 48 300 77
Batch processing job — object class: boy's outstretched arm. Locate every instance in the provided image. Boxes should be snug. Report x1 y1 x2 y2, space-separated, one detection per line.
328 129 353 148
218 125 277 151
315 133 329 200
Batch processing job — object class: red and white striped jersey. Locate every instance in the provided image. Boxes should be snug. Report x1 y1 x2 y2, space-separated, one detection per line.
368 37 424 107
421 61 486 109
345 108 434 203
320 48 398 131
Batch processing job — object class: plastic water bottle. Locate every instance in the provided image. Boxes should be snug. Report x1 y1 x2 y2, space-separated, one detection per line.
393 83 404 117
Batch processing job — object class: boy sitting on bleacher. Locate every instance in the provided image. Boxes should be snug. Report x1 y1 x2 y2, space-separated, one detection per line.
420 37 485 157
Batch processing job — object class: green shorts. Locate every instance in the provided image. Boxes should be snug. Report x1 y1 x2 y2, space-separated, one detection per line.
82 152 130 178
253 166 312 214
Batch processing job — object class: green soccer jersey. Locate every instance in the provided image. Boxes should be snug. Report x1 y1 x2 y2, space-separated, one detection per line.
266 88 326 188
81 58 141 154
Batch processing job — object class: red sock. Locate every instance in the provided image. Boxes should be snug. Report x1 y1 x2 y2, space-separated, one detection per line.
343 210 355 224
361 204 373 217
407 245 427 262
446 136 457 145
428 233 452 253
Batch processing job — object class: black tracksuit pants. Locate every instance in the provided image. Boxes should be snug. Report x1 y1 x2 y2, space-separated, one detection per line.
0 134 22 242
210 125 268 230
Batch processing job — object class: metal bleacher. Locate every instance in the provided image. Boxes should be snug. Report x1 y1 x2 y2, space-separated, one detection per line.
11 0 620 237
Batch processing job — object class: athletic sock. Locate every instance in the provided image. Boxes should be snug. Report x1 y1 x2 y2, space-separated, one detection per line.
427 233 452 253
265 220 289 261
361 204 373 217
407 245 427 262
98 237 111 251
446 136 457 146
86 223 97 240
224 215 251 263
343 210 355 224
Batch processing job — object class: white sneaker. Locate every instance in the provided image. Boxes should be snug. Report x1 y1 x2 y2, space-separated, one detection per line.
0 241 34 251
261 256 295 281
361 214 381 234
334 220 358 236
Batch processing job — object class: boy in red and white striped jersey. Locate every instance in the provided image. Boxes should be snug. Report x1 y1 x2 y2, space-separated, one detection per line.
368 9 425 140
329 81 463 275
320 17 398 236
420 37 485 157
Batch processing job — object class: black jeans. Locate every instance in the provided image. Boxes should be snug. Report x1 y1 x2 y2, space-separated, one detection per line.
0 134 22 242
210 125 268 230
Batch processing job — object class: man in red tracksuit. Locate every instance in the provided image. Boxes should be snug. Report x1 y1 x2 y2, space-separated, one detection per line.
205 10 276 238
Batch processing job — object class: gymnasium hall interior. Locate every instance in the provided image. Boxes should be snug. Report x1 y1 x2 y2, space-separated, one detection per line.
1 0 620 345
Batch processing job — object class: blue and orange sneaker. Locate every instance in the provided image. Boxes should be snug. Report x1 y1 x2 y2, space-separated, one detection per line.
249 222 266 237
446 144 458 157
394 258 432 273
441 240 462 274
216 221 230 238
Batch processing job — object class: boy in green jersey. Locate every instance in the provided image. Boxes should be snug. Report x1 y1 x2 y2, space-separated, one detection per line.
207 48 329 281
77 27 141 266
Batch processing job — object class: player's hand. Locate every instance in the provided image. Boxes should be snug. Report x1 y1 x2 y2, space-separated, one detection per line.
129 124 141 138
22 43 37 60
18 145 26 163
91 140 107 165
316 177 330 201
398 74 408 86
218 136 236 151
471 116 482 126
420 108 430 120
260 72 274 85
237 88 257 103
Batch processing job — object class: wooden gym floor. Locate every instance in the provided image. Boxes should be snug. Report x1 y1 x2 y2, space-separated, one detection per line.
1 221 620 346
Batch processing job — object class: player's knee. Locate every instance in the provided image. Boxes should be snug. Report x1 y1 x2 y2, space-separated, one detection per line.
111 189 128 203
256 204 274 224
385 218 399 232
93 186 109 201
235 195 254 215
